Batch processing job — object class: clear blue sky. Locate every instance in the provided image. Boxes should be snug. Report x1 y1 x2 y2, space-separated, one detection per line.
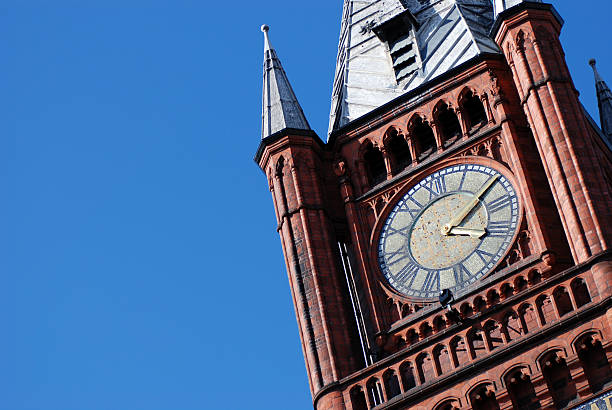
4 1 611 409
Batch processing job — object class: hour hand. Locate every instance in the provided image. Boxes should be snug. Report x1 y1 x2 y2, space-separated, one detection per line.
447 227 486 239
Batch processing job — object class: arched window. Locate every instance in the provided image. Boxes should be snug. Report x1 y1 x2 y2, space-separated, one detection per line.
505 369 540 409
434 398 461 410
367 378 384 407
416 353 435 384
518 303 538 334
363 141 386 187
433 316 446 332
409 116 437 160
400 361 417 391
540 351 577 408
406 328 419 345
461 90 487 130
536 294 556 325
553 287 573 317
484 320 504 350
350 386 368 410
575 334 612 393
434 344 453 375
383 370 401 400
434 102 462 146
450 336 469 367
468 329 487 358
502 311 522 341
514 276 528 293
420 322 433 339
386 128 412 173
473 296 486 313
469 384 500 410
571 278 591 307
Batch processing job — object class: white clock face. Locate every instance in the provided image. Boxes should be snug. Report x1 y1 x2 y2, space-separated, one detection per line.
378 164 520 298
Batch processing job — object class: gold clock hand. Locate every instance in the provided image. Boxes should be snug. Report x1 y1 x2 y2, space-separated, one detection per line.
441 174 500 235
447 227 487 239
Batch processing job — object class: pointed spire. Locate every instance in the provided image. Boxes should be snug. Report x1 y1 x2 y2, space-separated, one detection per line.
261 25 311 140
590 59 612 141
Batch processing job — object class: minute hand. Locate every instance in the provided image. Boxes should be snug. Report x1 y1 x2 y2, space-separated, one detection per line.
442 174 500 235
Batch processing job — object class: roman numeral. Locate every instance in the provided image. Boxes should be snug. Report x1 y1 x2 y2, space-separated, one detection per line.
488 220 511 237
475 249 494 264
422 175 447 201
388 226 411 240
422 270 441 293
453 263 471 284
395 263 420 286
387 248 411 267
487 195 512 214
458 170 468 191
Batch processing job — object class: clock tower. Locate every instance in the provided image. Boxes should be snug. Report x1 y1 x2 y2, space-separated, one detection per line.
255 1 612 409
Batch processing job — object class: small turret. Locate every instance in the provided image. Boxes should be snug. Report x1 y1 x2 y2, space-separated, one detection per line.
590 59 612 142
260 25 311 140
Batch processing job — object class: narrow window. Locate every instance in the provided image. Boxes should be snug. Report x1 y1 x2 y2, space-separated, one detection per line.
364 142 386 187
435 103 462 146
387 129 412 173
462 90 487 130
410 117 436 160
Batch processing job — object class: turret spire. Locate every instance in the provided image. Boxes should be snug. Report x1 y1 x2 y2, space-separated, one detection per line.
590 59 612 141
261 25 311 140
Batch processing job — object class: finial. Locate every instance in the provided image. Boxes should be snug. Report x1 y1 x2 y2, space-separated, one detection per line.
261 24 272 51
589 58 597 68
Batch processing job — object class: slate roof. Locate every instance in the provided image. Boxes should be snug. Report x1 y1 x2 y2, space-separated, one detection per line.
328 0 539 137
261 25 311 140
590 59 612 143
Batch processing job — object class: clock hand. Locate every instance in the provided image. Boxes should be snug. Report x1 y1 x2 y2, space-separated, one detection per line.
447 227 487 239
441 174 500 235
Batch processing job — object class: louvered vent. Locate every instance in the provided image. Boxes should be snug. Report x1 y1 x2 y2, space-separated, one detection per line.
373 11 421 84
388 31 419 82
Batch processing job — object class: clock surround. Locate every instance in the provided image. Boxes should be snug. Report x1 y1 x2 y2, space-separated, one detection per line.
375 160 521 299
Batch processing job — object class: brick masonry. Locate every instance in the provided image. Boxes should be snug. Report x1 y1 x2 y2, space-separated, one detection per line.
256 4 612 409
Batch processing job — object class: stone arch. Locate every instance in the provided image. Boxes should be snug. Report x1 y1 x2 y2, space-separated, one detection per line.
459 302 473 319
486 289 500 307
419 322 433 339
484 320 504 350
501 310 522 342
366 377 384 407
450 335 469 367
433 344 453 375
570 277 591 308
382 369 401 400
518 303 538 334
473 296 486 313
500 283 514 300
408 114 437 161
468 328 487 359
433 100 462 147
361 139 386 187
514 275 528 293
399 361 417 391
416 352 435 384
538 349 577 408
536 294 556 325
433 397 461 410
406 328 419 345
574 332 612 393
433 315 446 332
384 126 412 174
527 268 542 285
468 382 500 410
552 286 574 317
350 385 368 410
503 366 540 409
459 87 487 131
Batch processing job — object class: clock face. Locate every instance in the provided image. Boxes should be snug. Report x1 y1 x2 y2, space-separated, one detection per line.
378 164 520 298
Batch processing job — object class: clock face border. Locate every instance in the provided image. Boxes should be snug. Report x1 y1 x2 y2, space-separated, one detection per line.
370 157 523 301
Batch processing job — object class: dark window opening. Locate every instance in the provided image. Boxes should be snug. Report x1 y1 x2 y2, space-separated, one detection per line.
387 130 412 173
436 103 462 146
364 143 387 187
411 117 436 160
463 90 487 130
571 278 591 307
